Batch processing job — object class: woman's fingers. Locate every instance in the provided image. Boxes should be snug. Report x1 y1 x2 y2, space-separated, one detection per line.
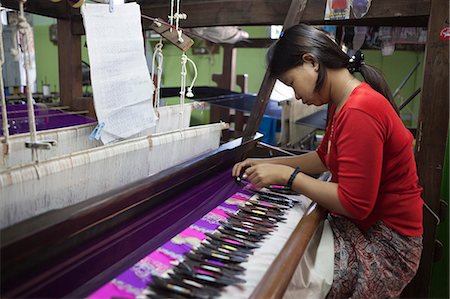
232 163 240 177
232 159 254 177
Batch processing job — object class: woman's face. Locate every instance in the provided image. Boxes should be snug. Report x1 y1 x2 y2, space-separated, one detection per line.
278 63 329 106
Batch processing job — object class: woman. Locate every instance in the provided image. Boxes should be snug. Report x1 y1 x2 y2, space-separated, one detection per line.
232 24 423 298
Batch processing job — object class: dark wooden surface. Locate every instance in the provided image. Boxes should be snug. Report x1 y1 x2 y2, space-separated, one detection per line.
57 19 83 110
402 0 449 297
250 203 328 299
1 0 73 19
139 0 430 27
2 0 430 28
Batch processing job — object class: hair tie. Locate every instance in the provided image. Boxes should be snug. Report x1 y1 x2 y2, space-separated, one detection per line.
348 50 365 73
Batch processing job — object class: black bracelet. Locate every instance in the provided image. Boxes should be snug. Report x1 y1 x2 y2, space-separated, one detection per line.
286 167 301 190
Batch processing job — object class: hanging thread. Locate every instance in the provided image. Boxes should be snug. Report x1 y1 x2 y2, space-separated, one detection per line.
179 52 187 130
184 55 198 98
151 38 164 109
18 0 56 160
169 0 174 30
18 0 38 161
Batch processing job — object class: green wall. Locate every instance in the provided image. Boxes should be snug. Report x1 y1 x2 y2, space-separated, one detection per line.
33 18 423 128
363 50 424 128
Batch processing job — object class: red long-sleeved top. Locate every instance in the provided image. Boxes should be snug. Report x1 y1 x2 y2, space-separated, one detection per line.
316 83 423 236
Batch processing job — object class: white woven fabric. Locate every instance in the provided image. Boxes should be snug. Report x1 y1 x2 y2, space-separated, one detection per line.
0 123 99 170
0 123 225 229
0 103 194 170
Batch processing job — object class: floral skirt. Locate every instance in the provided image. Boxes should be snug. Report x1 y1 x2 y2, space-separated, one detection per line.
325 215 422 299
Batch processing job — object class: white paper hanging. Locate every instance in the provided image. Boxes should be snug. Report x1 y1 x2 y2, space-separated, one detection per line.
81 3 157 144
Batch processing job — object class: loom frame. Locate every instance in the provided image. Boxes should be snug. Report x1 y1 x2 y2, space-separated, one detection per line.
0 0 448 297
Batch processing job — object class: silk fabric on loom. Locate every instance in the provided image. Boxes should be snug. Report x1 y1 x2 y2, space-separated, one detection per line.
0 122 226 229
0 104 95 136
88 191 253 298
0 103 193 170
87 186 334 299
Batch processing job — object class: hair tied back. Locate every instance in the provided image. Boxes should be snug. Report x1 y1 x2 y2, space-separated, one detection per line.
348 50 365 73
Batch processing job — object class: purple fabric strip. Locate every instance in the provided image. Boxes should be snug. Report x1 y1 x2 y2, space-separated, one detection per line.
0 104 95 136
88 184 252 299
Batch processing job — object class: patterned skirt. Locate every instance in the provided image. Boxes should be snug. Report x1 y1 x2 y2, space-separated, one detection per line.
325 215 422 299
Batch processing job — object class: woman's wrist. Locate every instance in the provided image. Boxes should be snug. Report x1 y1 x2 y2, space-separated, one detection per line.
286 167 301 190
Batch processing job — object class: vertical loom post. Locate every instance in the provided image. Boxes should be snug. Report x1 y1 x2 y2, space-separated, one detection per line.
0 4 10 154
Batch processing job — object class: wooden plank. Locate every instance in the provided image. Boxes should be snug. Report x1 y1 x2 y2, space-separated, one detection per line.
149 20 194 51
139 0 430 27
140 0 290 27
243 0 308 139
1 0 72 19
234 38 274 48
211 44 237 141
402 0 449 297
250 203 327 299
57 20 83 111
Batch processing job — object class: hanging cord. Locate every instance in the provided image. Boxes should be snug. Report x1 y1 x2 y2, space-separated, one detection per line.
151 38 164 109
17 0 55 160
168 0 174 30
184 55 197 98
9 14 19 62
18 1 38 161
173 0 186 43
0 5 10 154
179 52 187 130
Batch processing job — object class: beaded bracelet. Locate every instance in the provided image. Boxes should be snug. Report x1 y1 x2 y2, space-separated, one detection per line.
286 167 301 190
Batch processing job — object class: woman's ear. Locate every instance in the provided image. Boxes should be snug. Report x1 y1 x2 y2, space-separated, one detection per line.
302 53 319 71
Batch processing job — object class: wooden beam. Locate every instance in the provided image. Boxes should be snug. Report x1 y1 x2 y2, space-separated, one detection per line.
250 203 328 299
1 0 73 19
57 20 83 110
402 0 449 297
211 44 237 141
243 0 308 139
139 0 430 27
233 38 274 48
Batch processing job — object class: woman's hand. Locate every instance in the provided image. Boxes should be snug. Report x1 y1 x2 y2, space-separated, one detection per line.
244 164 294 189
232 158 264 178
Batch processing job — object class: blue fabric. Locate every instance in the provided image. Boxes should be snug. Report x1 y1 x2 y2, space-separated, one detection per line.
258 116 278 145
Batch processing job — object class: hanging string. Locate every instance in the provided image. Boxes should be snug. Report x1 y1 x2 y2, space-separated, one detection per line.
151 38 164 109
173 0 186 43
169 0 174 31
18 0 39 161
0 5 10 154
179 52 187 130
184 55 198 98
9 14 19 62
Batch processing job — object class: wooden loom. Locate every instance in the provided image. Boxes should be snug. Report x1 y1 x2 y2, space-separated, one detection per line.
0 3 224 229
0 0 448 298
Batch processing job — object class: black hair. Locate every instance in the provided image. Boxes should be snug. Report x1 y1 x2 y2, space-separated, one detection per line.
268 24 399 115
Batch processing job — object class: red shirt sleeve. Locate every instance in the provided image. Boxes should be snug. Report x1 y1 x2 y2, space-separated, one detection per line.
334 109 385 220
